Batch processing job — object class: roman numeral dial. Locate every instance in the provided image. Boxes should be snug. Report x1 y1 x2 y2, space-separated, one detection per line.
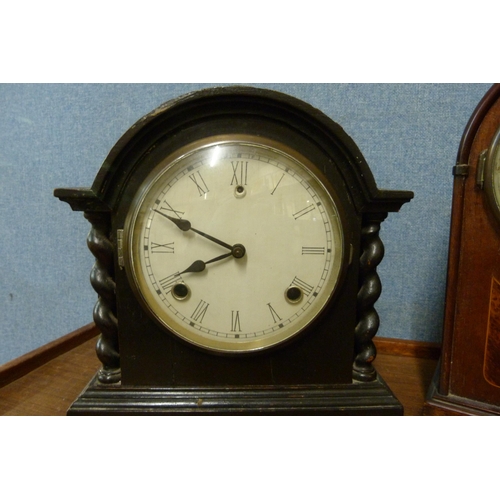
125 136 346 353
189 171 209 196
230 161 248 186
293 204 316 220
149 241 175 254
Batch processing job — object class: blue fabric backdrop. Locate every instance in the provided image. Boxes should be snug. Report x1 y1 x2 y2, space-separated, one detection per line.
0 83 492 364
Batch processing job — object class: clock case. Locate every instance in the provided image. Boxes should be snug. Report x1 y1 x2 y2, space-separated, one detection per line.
55 87 413 415
424 84 500 415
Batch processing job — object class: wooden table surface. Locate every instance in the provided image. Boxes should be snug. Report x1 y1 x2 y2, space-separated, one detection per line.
0 337 438 416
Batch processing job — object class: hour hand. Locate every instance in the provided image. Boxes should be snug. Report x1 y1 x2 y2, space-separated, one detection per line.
180 245 246 275
181 251 233 274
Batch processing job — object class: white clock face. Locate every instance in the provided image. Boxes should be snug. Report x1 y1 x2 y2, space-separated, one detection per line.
491 134 500 211
124 135 347 352
485 125 500 223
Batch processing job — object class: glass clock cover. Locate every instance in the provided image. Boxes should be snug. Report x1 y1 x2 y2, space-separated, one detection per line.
484 124 500 222
123 135 348 353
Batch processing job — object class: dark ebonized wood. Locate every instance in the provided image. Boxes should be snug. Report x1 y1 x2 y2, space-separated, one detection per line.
55 87 412 415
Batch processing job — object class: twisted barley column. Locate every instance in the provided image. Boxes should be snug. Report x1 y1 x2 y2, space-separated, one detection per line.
85 211 121 384
353 214 386 382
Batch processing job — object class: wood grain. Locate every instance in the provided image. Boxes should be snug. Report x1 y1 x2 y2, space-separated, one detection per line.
0 323 98 389
374 354 438 416
434 86 500 408
375 337 440 359
0 335 437 416
0 338 101 416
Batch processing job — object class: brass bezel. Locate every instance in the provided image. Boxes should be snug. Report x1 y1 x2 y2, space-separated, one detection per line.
484 125 500 224
122 134 350 353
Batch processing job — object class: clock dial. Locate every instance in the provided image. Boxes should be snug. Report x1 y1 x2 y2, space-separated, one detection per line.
123 135 348 352
485 125 500 222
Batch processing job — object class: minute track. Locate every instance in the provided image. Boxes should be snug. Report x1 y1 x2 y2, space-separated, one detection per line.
128 136 345 352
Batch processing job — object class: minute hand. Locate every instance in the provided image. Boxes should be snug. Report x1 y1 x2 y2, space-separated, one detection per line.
189 226 233 251
153 209 233 251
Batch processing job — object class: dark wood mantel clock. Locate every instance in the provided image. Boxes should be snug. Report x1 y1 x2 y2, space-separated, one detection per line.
424 83 500 415
55 87 413 415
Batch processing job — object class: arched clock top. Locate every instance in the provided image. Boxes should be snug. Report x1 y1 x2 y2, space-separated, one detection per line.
57 87 412 215
457 83 500 166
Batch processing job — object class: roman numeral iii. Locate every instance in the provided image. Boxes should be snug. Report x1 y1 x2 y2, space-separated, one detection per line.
302 246 325 255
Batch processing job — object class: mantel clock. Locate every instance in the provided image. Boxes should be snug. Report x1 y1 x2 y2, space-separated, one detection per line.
55 87 413 415
425 83 500 415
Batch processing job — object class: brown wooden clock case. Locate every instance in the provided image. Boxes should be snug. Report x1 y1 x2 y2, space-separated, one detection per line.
425 83 500 415
55 87 412 415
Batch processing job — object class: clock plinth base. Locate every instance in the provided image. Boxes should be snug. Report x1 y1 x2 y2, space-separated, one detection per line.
424 366 500 416
67 373 403 416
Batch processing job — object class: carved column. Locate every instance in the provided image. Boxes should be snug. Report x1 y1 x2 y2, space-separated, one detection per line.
85 211 121 384
353 213 387 382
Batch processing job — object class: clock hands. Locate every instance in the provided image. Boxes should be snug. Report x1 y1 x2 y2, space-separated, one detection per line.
180 244 246 275
169 246 244 300
181 252 233 275
152 208 245 278
158 212 192 231
153 209 233 251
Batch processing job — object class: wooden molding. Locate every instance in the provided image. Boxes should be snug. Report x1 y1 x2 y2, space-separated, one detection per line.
375 337 441 359
0 323 99 389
